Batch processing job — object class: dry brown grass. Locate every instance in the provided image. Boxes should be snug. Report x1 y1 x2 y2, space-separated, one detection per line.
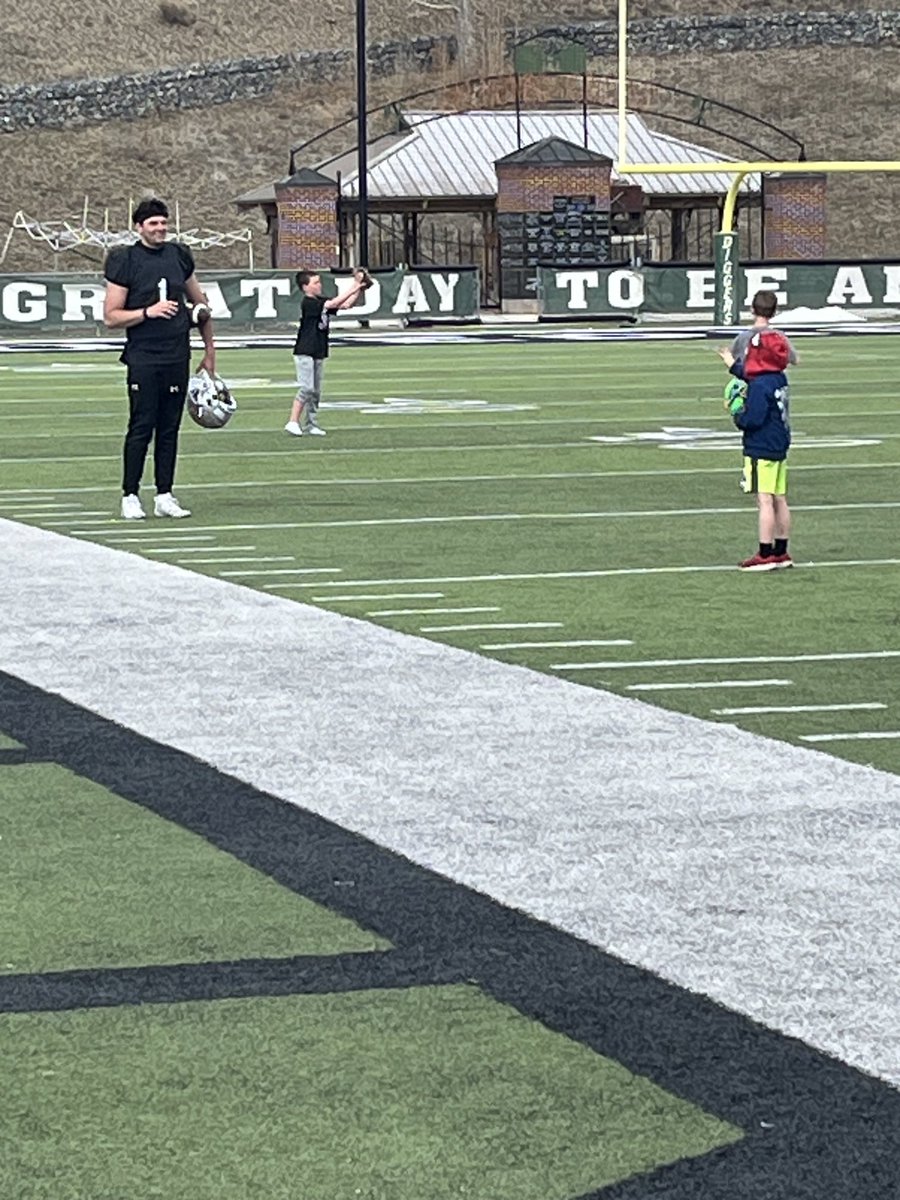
1 1 899 268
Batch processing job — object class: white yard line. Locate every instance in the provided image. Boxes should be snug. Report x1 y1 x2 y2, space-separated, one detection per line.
7 410 887 438
103 535 217 544
224 558 900 591
186 556 296 565
482 639 634 650
146 545 257 555
219 567 343 577
58 500 900 537
9 511 92 520
420 622 564 633
801 731 900 742
11 434 900 468
369 606 501 616
4 460 900 496
0 503 86 510
629 679 794 691
309 592 446 601
38 513 112 522
0 443 601 466
552 650 900 671
714 702 887 715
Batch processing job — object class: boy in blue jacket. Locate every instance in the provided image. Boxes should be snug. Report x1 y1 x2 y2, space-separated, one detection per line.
719 326 794 571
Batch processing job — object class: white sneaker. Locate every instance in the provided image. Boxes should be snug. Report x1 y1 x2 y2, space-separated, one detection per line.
154 492 191 519
121 494 145 520
284 421 303 436
306 424 327 437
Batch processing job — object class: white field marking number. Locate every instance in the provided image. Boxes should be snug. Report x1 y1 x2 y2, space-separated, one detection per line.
587 427 880 451
332 397 537 414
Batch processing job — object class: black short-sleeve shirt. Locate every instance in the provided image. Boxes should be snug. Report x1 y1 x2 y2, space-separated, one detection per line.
292 295 330 359
104 240 195 365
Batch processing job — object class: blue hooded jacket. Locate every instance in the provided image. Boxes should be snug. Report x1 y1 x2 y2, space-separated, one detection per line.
729 360 791 462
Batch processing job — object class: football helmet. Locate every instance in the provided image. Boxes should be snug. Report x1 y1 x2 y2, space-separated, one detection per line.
187 300 212 325
186 369 237 429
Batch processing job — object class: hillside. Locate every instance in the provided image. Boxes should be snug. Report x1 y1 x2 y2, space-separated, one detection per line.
1 0 898 271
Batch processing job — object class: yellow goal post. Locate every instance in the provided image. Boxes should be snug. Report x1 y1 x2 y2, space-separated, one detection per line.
615 0 900 322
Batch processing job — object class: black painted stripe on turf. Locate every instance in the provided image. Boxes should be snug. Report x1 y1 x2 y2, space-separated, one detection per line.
1 670 899 1200
0 949 465 1014
0 748 51 764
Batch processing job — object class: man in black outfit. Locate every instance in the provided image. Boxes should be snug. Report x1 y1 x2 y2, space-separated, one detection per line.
103 197 215 519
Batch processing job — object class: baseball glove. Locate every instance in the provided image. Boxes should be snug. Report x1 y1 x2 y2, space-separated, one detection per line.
355 267 374 289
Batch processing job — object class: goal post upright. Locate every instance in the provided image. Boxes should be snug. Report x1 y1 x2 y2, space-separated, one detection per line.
617 0 629 171
614 0 900 324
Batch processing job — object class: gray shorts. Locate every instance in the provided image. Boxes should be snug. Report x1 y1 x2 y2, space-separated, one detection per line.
293 355 324 408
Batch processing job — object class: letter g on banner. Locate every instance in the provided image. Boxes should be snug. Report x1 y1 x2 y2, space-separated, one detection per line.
2 281 48 323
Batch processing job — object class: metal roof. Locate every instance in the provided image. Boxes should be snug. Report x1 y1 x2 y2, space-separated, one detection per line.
335 110 760 200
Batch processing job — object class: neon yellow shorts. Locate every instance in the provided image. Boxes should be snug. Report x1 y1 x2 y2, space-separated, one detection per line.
743 457 788 496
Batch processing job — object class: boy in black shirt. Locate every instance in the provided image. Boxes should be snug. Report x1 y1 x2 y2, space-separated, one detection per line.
104 197 215 519
284 268 370 437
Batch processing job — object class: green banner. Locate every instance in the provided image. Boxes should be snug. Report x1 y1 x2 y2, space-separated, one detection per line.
539 261 900 318
0 267 479 332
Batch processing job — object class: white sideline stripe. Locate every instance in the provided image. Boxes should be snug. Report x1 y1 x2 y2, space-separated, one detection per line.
552 650 900 671
6 518 900 1090
369 606 501 616
219 567 343 578
800 731 900 742
310 592 446 601
713 702 888 715
420 622 564 633
146 545 257 555
6 460 900 495
482 639 634 650
60 501 900 536
629 679 794 692
237 558 900 590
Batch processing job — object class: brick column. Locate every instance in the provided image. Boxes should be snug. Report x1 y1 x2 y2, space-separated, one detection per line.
496 161 612 217
763 173 827 259
273 169 338 270
495 143 613 308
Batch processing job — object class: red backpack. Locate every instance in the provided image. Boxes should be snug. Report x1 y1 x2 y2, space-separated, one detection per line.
744 328 790 377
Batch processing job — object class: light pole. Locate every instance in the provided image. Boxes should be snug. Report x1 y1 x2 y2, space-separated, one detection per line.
356 0 369 268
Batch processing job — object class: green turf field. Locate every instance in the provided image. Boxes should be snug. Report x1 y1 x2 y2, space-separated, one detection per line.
3 333 900 1198
2 334 899 773
0 986 740 1199
0 762 389 974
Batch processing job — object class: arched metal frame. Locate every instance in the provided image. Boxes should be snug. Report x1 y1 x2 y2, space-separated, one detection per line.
288 70 804 172
282 67 805 302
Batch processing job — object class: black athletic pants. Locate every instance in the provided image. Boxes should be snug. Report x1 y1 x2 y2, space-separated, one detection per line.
122 360 190 496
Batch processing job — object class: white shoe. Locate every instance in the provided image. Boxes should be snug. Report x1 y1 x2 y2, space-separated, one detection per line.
306 424 327 437
154 492 191 519
284 421 303 436
121 494 145 520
